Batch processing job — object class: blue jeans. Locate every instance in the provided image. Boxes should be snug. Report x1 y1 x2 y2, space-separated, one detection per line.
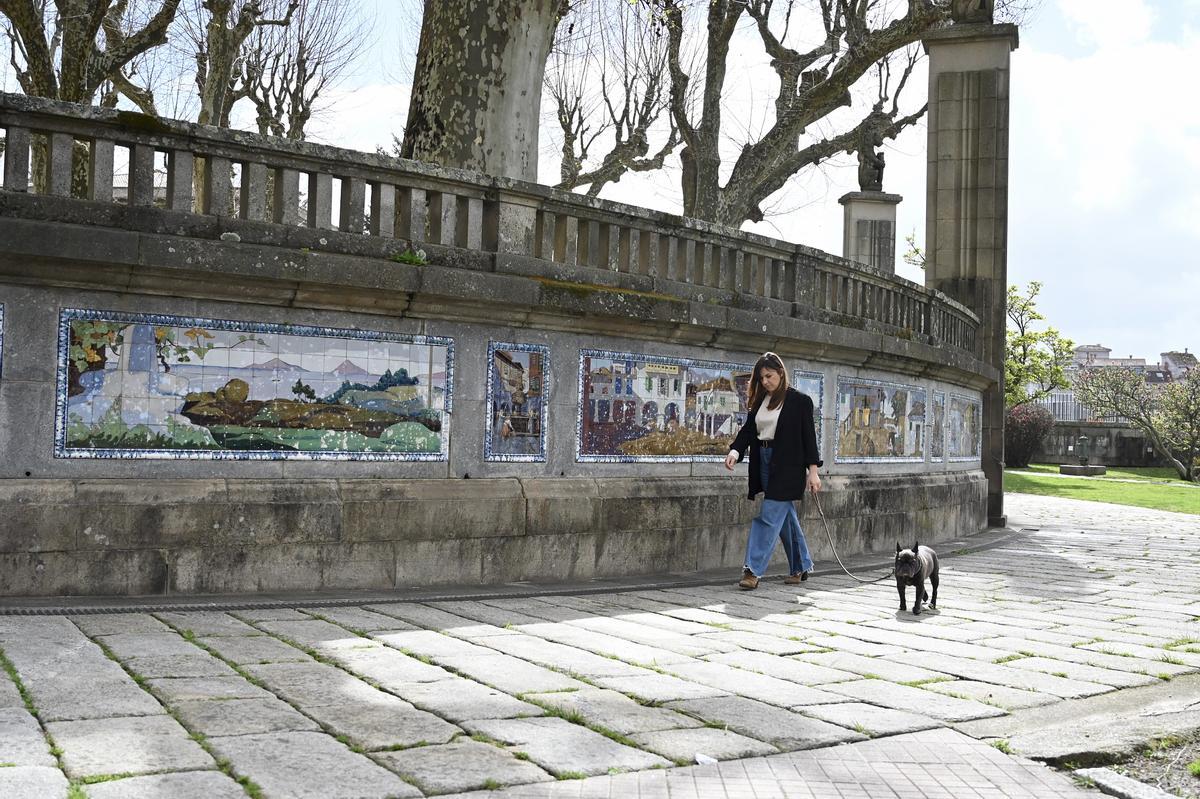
743 446 813 577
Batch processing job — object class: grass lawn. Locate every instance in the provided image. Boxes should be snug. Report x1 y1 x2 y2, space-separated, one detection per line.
1005 469 1200 515
1019 463 1192 485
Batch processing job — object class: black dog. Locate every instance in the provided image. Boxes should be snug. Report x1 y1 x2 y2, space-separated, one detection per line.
895 541 939 615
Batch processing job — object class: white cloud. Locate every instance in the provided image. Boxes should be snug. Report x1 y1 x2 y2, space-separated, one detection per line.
1059 0 1156 47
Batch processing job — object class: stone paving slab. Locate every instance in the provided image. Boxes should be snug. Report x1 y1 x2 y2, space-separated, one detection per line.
463 717 670 776
513 622 693 666
522 688 702 735
243 661 386 707
147 676 275 704
21 674 166 722
662 659 845 707
81 770 247 799
921 677 1060 710
45 714 213 779
703 649 859 685
95 632 199 659
304 606 415 632
157 611 260 637
692 629 826 655
666 695 866 750
0 707 57 767
394 677 546 723
323 642 454 685
1003 655 1160 690
373 629 498 659
171 696 321 737
305 693 461 750
368 603 513 638
207 731 420 798
371 739 554 794
198 634 313 665
798 700 943 736
630 726 777 763
472 633 650 678
232 608 313 622
0 766 69 799
823 677 1007 722
70 614 170 636
803 633 908 657
435 653 588 694
593 673 730 703
122 653 239 679
984 636 1192 677
794 650 949 683
254 619 366 650
888 650 1118 698
0 673 23 708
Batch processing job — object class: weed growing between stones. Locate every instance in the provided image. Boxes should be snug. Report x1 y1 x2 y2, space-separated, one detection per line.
993 653 1025 664
991 740 1014 754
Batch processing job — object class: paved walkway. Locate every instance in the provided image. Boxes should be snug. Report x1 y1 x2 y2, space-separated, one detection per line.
2 493 1199 798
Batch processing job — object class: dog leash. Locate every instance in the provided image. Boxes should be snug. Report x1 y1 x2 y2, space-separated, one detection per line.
812 491 895 584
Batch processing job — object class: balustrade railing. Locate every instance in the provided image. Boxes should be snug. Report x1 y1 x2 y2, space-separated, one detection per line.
0 92 977 354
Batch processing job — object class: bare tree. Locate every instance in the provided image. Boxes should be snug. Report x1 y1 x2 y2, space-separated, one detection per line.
238 0 365 140
1 0 181 103
547 1 680 197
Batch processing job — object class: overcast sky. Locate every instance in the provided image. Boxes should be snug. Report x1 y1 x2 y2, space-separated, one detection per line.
3 1 1194 363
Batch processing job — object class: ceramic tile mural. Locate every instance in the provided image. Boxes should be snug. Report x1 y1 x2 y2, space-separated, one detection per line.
485 342 549 462
56 309 452 460
948 392 982 460
793 369 824 449
930 390 946 462
834 377 927 463
578 350 752 462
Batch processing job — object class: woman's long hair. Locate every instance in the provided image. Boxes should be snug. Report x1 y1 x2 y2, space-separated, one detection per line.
747 352 789 412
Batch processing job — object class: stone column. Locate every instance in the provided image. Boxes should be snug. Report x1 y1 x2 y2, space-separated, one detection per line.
839 191 902 274
922 22 1019 527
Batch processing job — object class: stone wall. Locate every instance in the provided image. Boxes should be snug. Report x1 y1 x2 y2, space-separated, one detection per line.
1036 422 1161 468
0 93 995 597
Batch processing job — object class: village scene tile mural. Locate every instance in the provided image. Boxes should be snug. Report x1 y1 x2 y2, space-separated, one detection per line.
578 350 752 461
834 377 927 462
930 390 946 462
948 392 983 460
56 309 451 460
485 342 548 462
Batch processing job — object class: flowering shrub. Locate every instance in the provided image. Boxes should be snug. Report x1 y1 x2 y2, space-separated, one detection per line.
1005 404 1055 468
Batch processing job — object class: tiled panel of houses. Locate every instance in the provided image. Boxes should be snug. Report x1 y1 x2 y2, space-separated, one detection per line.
948 393 983 461
930 391 947 462
485 342 549 462
834 378 928 463
576 350 754 462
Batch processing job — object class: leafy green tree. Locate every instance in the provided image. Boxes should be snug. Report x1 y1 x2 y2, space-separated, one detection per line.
291 380 316 402
1005 281 1073 409
1073 367 1199 482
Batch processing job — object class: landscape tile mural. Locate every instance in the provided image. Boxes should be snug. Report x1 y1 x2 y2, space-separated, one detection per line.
56 309 452 460
793 369 824 448
948 392 982 460
485 342 549 462
578 350 752 462
930 390 946 462
834 377 927 463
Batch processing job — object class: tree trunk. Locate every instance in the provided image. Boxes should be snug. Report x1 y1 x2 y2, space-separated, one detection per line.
401 0 561 181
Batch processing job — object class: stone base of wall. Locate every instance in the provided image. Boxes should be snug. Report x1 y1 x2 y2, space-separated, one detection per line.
0 472 987 597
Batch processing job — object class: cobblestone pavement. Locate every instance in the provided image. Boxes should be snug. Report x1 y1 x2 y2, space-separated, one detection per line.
3 493 1198 798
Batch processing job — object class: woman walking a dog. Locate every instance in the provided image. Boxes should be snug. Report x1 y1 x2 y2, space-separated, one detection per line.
724 352 822 590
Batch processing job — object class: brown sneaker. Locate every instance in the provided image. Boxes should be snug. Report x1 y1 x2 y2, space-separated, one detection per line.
737 570 759 590
784 571 811 585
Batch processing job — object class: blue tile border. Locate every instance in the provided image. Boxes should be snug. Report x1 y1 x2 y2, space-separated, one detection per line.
54 308 454 461
833 375 928 464
0 302 5 381
576 348 754 463
484 341 550 463
793 369 825 454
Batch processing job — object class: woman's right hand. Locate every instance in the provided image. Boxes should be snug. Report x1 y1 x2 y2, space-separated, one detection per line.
724 451 738 471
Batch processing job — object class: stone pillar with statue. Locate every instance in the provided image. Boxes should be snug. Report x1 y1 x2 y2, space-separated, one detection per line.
922 0 1017 526
839 110 902 274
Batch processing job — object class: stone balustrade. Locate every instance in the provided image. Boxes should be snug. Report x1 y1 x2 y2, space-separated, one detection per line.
0 91 977 355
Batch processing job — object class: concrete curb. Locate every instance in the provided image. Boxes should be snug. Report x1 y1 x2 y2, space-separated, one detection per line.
1074 768 1181 799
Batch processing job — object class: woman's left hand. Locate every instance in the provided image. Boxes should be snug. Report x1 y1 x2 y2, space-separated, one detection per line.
806 470 822 494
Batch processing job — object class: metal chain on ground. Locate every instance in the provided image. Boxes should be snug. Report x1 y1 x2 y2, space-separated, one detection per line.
812 490 895 584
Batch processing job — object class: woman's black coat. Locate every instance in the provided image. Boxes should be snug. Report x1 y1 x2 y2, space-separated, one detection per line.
730 387 823 502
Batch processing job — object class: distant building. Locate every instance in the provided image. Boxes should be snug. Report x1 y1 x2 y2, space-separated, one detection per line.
1161 350 1198 379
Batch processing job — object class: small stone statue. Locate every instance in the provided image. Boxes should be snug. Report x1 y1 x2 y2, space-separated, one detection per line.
951 0 994 24
857 147 885 192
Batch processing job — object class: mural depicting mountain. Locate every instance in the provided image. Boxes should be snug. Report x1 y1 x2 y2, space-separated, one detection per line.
333 360 372 377
251 357 302 370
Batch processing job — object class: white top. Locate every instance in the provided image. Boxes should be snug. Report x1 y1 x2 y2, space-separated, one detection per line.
728 400 784 461
754 402 782 442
